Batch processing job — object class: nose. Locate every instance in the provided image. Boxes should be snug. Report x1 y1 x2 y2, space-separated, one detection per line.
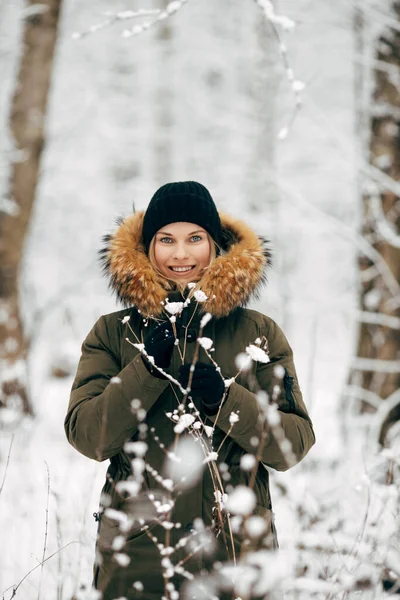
172 242 189 260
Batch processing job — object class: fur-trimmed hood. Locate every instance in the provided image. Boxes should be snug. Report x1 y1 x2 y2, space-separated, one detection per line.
100 211 270 318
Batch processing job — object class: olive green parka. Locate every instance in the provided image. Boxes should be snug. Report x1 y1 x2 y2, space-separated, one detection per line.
65 211 315 600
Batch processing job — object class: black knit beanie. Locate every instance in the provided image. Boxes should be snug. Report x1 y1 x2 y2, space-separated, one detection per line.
142 181 222 252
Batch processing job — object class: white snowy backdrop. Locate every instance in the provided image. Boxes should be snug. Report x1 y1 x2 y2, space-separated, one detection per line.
0 1 397 598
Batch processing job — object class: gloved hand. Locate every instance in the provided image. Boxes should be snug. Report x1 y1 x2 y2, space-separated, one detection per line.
178 362 225 415
143 320 177 376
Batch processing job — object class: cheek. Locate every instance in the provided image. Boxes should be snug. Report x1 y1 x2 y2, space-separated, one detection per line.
198 242 211 265
154 244 168 267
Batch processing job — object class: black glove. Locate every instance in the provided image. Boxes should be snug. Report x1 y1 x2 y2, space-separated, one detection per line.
178 362 225 415
143 320 177 376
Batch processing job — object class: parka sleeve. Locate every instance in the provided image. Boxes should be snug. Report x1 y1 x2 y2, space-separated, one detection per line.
64 316 169 461
209 317 315 471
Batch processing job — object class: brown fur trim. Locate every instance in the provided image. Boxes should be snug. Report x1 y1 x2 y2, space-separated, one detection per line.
99 211 270 318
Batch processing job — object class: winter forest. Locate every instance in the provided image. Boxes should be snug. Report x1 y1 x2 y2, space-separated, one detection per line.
0 0 400 598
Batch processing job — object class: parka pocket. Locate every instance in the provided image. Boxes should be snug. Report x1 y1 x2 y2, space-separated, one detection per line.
98 512 159 552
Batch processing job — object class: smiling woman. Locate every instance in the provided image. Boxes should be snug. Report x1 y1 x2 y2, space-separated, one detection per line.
150 222 212 285
65 180 315 600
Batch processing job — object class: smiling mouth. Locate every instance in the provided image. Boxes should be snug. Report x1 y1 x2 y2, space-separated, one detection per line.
169 266 195 273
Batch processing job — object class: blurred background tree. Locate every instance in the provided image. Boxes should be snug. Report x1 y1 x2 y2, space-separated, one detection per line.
348 0 400 450
0 0 63 416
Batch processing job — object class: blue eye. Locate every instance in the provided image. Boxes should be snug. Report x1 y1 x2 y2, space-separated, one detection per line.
191 235 202 242
160 237 173 243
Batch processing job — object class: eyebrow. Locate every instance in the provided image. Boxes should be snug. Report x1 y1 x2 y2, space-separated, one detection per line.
157 229 206 236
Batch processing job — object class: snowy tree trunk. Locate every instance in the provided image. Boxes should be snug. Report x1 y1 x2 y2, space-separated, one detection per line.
0 0 63 416
349 2 400 444
244 13 279 216
153 0 175 181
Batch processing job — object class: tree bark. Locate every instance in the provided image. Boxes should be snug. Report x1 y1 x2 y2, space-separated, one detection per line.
0 0 63 416
349 2 400 444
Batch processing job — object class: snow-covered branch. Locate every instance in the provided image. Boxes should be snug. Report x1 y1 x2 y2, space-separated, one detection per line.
351 357 400 373
253 0 304 141
368 190 400 249
72 1 189 40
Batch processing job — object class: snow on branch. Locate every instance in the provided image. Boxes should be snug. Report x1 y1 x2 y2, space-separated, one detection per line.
253 0 295 31
72 9 162 39
351 357 400 373
72 2 188 40
253 0 303 140
343 386 383 410
368 188 400 248
0 197 20 217
355 310 400 330
363 162 400 198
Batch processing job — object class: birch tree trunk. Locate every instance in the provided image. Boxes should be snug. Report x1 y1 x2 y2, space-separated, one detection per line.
153 0 175 182
349 2 400 445
0 0 63 417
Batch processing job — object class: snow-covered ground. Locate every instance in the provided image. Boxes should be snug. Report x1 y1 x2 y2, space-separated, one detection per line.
1 1 398 598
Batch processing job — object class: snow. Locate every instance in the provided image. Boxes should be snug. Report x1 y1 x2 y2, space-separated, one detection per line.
132 342 145 352
164 436 204 489
203 451 218 464
214 490 228 509
200 313 212 328
273 364 285 379
114 553 130 567
225 486 257 516
164 301 184 315
193 289 208 302
229 411 240 425
103 508 126 523
235 352 252 371
240 454 257 471
173 413 195 433
115 480 141 497
197 336 213 350
133 581 144 591
204 425 214 438
245 515 267 538
123 441 148 456
245 344 270 364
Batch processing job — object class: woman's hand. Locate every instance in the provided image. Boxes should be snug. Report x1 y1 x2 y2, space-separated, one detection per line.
178 362 225 414
143 320 177 375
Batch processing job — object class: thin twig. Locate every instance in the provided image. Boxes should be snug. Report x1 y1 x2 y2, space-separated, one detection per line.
51 490 63 600
0 434 14 498
3 541 80 599
37 462 50 600
72 9 161 39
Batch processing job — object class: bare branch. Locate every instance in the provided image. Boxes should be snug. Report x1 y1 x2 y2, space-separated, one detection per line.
0 434 14 498
37 462 50 600
2 541 80 599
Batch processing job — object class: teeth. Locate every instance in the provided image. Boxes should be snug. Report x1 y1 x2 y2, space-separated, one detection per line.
170 267 193 272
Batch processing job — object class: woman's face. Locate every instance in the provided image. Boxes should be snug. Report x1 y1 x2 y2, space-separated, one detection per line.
153 221 211 284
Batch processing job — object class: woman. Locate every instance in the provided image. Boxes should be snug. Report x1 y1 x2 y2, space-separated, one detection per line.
65 181 315 600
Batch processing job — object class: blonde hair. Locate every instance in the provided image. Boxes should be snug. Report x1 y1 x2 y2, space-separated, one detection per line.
148 233 219 296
